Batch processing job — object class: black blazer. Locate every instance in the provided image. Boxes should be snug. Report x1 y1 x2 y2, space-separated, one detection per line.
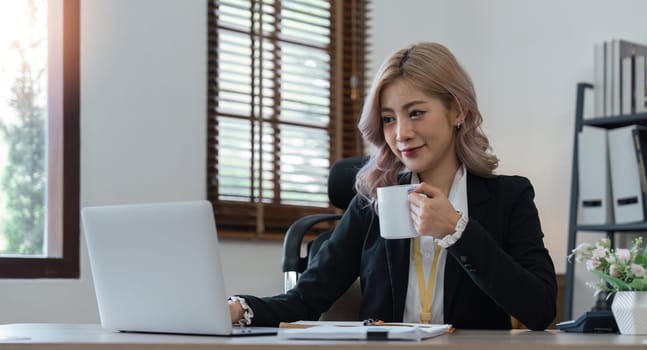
241 173 557 330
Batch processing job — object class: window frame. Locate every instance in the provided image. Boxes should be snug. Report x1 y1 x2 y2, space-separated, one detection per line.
207 0 368 239
0 0 80 278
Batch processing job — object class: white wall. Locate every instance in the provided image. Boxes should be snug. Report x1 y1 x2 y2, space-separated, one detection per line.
1 0 646 324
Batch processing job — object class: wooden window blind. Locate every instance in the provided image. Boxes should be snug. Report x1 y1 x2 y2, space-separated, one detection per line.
207 0 369 238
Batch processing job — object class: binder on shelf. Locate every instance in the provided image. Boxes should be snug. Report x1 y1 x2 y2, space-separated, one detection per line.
612 40 621 116
611 39 647 116
621 56 634 116
608 125 647 223
605 41 613 116
593 43 606 118
577 126 613 225
637 55 647 114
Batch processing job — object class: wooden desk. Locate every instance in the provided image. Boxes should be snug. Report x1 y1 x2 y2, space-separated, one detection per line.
0 323 646 350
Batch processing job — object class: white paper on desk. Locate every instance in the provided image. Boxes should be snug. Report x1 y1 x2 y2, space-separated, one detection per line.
277 324 451 341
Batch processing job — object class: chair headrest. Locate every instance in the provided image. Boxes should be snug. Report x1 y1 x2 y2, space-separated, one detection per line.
328 156 368 210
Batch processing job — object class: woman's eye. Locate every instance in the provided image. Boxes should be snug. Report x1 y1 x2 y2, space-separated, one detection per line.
410 110 425 118
381 116 395 124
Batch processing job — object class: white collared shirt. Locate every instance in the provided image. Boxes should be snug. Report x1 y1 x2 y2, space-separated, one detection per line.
402 165 468 324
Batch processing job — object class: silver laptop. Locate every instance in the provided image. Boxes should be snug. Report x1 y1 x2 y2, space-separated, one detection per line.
81 200 277 336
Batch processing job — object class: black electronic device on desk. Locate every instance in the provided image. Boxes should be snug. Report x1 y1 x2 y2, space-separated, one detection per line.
556 310 618 333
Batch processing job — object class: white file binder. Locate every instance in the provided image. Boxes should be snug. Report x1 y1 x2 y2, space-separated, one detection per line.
637 55 647 114
622 56 633 115
608 125 647 223
578 126 614 225
594 43 605 117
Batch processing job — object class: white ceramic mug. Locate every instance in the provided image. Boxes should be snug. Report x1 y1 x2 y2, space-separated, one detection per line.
376 184 419 239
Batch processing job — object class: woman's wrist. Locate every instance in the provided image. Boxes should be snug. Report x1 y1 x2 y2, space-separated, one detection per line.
438 211 468 248
228 296 254 326
441 210 462 238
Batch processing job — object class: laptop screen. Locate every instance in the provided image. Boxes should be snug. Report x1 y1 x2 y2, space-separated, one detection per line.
82 200 235 335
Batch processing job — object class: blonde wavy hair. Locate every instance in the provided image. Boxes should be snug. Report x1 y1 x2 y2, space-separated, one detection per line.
355 42 498 205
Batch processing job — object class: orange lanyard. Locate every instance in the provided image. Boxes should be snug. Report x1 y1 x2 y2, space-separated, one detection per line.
412 237 441 324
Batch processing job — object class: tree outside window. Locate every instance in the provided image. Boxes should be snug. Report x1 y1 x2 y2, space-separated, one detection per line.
0 0 47 256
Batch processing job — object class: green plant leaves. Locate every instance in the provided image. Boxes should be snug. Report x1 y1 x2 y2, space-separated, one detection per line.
592 270 633 291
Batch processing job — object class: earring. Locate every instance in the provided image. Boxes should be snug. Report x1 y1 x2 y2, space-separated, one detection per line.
456 121 462 130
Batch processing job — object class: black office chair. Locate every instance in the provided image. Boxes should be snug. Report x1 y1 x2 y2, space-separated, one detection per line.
281 156 368 320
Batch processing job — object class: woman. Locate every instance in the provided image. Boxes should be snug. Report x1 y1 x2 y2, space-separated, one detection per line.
229 42 557 330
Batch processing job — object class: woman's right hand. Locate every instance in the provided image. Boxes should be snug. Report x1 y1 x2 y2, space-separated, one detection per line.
409 182 461 238
228 299 244 324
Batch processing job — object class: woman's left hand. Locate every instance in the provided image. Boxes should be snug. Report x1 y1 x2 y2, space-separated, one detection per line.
408 182 461 238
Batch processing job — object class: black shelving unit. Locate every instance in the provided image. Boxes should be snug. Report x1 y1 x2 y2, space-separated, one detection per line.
564 83 647 320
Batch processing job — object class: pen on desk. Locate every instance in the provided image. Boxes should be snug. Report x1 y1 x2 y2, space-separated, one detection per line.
363 319 456 333
364 319 426 327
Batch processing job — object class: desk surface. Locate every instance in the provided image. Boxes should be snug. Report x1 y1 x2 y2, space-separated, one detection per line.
0 323 646 350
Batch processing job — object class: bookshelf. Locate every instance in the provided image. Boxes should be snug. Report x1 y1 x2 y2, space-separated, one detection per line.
564 83 647 320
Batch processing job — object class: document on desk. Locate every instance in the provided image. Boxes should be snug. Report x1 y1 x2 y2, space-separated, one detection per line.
277 321 452 341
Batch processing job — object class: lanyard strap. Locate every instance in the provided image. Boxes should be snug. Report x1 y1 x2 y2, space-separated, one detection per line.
412 237 441 324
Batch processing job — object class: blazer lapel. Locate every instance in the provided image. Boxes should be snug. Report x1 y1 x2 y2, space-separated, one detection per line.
466 173 492 211
385 238 410 321
443 173 492 320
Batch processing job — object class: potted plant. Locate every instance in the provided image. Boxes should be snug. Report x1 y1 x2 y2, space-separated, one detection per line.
569 236 647 334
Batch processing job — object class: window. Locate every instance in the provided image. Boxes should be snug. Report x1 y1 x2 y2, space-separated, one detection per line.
207 0 369 238
0 0 79 278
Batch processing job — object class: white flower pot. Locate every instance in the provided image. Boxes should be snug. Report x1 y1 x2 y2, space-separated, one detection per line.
611 291 647 335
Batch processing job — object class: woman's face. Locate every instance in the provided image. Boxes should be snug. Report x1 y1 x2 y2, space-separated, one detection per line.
380 78 460 180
